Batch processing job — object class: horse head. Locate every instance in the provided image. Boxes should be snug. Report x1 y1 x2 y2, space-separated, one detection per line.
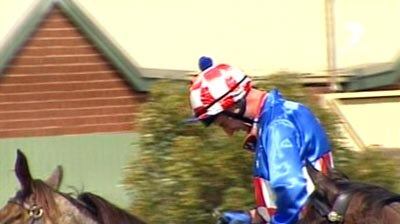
300 162 400 224
0 150 97 224
0 150 147 224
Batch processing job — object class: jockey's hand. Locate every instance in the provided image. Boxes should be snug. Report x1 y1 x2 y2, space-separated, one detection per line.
216 210 251 224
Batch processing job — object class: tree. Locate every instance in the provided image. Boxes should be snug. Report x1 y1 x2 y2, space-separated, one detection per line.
123 74 399 223
123 80 252 224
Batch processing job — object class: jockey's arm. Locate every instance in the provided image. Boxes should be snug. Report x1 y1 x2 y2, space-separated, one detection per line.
257 121 306 224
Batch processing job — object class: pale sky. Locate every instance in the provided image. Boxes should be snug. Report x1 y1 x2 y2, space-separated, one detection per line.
0 0 399 75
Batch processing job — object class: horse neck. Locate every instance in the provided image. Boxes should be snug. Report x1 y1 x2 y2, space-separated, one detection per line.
341 188 400 224
52 193 98 224
384 202 400 223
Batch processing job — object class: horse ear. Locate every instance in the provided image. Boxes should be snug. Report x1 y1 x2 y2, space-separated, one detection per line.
45 165 63 189
306 161 324 185
15 149 33 194
328 167 349 182
306 162 339 203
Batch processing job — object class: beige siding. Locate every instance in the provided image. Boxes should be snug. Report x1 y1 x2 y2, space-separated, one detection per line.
323 91 400 150
340 97 400 148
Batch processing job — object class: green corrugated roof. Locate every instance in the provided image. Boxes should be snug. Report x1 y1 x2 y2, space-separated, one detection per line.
342 58 400 91
0 0 149 92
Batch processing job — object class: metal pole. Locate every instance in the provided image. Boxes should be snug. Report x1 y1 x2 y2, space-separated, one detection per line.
325 0 337 91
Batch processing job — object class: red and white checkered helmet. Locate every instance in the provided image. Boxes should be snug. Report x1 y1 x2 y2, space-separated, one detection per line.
189 63 252 124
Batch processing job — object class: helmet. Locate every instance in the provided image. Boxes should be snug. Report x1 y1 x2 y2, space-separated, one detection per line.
189 62 252 125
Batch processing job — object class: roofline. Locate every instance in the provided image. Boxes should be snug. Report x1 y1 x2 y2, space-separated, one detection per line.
0 0 149 92
0 0 53 75
342 59 400 91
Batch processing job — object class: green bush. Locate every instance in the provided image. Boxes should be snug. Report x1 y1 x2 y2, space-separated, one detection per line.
123 74 399 223
340 147 400 192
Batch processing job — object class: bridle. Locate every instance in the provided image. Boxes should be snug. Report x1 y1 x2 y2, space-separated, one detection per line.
309 190 353 223
310 188 400 223
8 198 44 224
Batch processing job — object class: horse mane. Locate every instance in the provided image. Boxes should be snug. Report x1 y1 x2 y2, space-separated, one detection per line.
28 179 60 218
27 179 100 222
324 167 399 209
328 168 350 183
301 164 400 224
77 192 146 224
337 181 399 210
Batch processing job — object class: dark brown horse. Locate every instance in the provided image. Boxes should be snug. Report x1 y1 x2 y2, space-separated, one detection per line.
299 163 400 224
0 150 146 224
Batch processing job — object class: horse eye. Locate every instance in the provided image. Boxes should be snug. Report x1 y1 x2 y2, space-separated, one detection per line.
28 206 43 218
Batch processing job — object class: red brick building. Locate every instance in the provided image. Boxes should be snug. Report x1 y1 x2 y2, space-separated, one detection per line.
0 0 150 138
0 0 150 208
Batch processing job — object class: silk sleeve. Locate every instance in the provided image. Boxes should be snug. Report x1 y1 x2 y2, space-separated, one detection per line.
261 119 307 224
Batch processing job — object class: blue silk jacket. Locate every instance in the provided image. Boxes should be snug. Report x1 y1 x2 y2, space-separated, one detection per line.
253 89 332 224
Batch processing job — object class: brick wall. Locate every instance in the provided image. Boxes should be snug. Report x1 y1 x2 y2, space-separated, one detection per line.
0 7 146 138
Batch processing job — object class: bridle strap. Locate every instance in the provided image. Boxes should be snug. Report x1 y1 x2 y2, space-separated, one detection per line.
310 190 353 223
311 188 400 223
327 191 352 223
309 194 331 218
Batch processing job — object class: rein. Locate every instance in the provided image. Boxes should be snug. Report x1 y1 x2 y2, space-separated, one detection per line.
8 198 45 224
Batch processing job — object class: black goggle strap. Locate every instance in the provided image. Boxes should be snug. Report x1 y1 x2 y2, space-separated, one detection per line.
202 97 253 126
235 98 247 117
201 115 217 126
222 99 253 125
198 75 248 116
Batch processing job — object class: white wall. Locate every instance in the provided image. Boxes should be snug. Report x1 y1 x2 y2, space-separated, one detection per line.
1 0 399 74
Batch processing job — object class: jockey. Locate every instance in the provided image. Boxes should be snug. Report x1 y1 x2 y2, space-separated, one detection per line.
188 57 334 224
